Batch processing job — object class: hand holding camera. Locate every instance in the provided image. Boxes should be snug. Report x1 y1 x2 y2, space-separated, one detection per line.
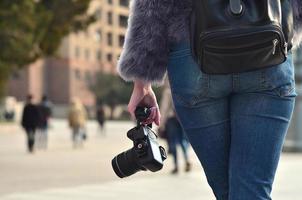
111 107 167 178
127 81 160 126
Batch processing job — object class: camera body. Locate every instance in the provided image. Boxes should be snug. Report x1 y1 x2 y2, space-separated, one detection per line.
112 107 167 178
127 124 166 172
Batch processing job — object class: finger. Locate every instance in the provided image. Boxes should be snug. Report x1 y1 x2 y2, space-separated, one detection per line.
143 119 153 125
142 114 154 125
144 107 157 125
149 107 156 120
142 108 156 125
154 107 161 126
127 105 136 121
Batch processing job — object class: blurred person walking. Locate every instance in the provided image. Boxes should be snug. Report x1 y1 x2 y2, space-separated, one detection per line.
36 95 52 150
96 103 106 136
68 98 87 148
21 95 39 153
165 113 191 174
159 83 191 174
3 97 16 122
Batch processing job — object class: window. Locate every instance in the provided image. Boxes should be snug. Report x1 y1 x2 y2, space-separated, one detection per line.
119 35 125 47
85 49 90 60
95 9 102 20
74 69 81 80
119 0 129 7
96 50 102 60
12 72 20 80
119 15 128 28
107 12 113 25
107 53 113 62
107 33 113 46
85 71 92 83
95 29 102 41
75 46 80 58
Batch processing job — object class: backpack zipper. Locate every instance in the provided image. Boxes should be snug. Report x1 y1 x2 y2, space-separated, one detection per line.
204 38 278 54
199 24 287 55
272 39 279 55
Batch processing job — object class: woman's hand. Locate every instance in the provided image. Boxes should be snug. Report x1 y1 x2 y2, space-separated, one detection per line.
128 80 161 126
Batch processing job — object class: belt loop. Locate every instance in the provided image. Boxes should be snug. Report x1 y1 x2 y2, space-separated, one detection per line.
232 73 240 92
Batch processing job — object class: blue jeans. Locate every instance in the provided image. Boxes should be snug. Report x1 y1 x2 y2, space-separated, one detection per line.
167 42 297 200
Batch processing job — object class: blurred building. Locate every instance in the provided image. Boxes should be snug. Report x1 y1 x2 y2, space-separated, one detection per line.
7 0 129 108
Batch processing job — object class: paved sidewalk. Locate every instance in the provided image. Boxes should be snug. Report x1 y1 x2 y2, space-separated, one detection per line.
1 153 302 200
1 120 302 200
0 172 212 200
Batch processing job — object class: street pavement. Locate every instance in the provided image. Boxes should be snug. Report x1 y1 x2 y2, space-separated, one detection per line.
0 119 302 200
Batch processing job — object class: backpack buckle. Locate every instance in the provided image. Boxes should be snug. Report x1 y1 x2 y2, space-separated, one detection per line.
230 0 243 15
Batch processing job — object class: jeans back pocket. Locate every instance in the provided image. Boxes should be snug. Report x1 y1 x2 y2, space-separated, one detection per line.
168 46 210 107
262 53 297 98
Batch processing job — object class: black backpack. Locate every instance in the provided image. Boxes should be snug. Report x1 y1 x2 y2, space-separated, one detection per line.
192 0 294 74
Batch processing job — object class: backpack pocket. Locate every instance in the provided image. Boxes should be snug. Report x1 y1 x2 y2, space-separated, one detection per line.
197 24 287 74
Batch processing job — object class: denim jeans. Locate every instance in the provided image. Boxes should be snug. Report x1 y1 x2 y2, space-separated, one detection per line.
167 42 297 200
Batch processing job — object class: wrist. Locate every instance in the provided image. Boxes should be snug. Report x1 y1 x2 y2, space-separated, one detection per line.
134 80 152 91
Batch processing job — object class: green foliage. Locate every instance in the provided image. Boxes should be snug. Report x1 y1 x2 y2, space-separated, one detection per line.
92 73 163 118
0 0 95 97
92 73 133 108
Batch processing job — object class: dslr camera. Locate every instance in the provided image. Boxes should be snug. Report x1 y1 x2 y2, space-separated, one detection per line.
111 107 167 178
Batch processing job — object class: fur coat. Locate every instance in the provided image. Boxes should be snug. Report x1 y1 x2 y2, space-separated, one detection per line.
118 0 302 85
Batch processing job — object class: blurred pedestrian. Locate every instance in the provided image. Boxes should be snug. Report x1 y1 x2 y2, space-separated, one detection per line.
159 83 191 174
96 103 106 136
165 112 191 174
36 95 52 150
4 96 16 122
21 95 39 153
68 98 87 148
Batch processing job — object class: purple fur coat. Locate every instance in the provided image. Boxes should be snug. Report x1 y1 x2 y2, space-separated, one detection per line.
117 0 302 85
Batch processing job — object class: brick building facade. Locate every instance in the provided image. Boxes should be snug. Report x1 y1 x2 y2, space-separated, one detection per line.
7 0 130 107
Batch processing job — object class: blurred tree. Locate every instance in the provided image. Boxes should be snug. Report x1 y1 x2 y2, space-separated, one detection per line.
92 73 163 120
0 0 95 97
92 73 131 119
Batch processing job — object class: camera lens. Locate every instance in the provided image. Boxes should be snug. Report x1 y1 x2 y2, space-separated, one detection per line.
111 149 142 178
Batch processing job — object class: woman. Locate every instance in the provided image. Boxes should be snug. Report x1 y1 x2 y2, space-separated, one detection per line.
118 0 302 199
68 98 87 148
